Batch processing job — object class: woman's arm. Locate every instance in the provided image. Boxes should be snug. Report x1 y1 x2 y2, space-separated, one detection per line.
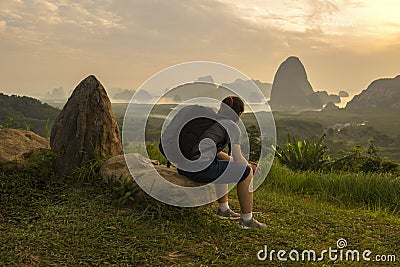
231 144 259 173
231 144 248 165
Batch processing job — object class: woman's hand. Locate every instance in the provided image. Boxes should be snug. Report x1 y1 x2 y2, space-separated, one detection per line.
232 145 261 174
217 151 232 161
248 161 260 174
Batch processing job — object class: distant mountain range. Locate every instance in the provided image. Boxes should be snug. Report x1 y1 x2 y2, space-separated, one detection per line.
159 78 272 104
105 77 272 103
196 75 272 100
7 57 400 114
346 75 400 109
220 79 272 102
112 89 135 100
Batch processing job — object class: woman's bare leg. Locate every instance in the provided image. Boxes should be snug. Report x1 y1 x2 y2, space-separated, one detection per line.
215 152 231 204
237 169 253 214
216 183 228 203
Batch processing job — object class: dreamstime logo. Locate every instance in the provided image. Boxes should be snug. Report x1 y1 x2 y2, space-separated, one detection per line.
257 239 397 262
122 61 276 207
336 238 347 249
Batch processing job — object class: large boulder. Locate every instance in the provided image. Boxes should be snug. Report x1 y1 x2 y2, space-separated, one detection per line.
100 154 212 204
270 56 321 110
100 154 203 187
50 75 122 176
0 129 49 167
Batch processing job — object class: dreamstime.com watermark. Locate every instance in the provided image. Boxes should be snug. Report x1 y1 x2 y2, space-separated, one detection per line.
257 239 397 263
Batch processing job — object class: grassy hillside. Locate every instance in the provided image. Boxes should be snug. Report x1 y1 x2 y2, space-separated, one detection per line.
0 93 60 137
1 158 399 266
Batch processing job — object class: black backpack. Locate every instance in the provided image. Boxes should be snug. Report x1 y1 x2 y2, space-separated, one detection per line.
159 105 219 167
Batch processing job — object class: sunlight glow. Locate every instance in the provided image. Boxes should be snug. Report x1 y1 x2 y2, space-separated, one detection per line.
220 0 400 39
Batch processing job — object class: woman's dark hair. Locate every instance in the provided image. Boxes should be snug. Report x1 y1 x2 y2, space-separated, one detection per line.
218 96 244 121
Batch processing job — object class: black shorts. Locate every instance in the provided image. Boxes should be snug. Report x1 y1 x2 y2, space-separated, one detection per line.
178 158 251 184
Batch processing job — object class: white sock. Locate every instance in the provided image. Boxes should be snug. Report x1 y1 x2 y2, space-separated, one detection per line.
218 201 229 212
242 212 253 221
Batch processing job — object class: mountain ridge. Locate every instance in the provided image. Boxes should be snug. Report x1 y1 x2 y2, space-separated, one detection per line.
346 75 400 109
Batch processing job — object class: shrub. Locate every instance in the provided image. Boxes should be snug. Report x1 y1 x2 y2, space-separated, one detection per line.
276 134 399 175
275 133 328 171
107 175 143 205
68 149 105 183
247 125 262 162
331 141 399 175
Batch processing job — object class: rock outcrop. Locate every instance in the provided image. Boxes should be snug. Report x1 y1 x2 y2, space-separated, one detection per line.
100 154 203 187
269 56 321 110
338 90 349 98
196 75 215 83
112 89 134 101
221 78 272 102
346 75 400 109
134 89 152 101
100 154 210 202
50 75 122 176
323 101 340 110
0 129 49 167
315 91 341 105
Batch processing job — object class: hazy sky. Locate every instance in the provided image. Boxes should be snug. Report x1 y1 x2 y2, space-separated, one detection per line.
0 0 399 98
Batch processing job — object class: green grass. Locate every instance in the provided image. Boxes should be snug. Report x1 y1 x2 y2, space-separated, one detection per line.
1 163 400 266
267 162 400 213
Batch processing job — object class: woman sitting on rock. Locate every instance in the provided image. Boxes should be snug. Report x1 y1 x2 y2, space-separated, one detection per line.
178 96 267 229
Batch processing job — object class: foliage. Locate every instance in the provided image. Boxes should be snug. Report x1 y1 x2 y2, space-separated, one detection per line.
275 133 328 171
272 108 400 163
68 150 105 183
0 92 60 136
24 149 58 182
275 134 399 175
45 118 51 138
274 118 324 145
4 116 19 128
107 174 142 206
331 141 399 174
247 125 261 162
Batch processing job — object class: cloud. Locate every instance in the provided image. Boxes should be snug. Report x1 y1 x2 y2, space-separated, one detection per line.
0 0 286 93
1 0 297 67
0 20 6 32
304 0 339 26
0 0 399 96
